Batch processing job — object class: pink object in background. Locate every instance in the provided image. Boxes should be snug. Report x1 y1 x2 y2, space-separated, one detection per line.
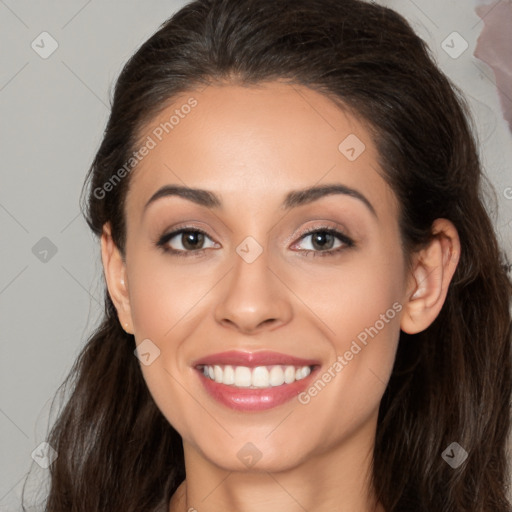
474 1 512 133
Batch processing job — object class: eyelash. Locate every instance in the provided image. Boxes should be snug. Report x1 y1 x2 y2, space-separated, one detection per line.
155 225 355 258
291 226 355 257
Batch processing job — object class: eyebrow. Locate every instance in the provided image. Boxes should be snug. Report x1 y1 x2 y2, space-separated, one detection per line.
143 183 377 218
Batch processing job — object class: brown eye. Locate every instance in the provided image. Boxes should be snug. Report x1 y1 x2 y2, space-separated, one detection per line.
309 231 336 251
157 228 218 255
181 231 205 250
293 228 354 256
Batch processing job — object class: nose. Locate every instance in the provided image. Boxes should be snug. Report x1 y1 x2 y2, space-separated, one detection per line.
214 245 293 334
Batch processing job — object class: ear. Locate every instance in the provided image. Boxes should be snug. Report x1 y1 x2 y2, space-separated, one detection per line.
100 222 134 334
400 218 460 334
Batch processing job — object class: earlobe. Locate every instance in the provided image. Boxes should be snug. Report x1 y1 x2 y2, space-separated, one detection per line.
100 222 134 334
400 219 460 335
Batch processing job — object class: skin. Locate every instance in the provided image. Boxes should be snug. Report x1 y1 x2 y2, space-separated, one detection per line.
101 81 460 512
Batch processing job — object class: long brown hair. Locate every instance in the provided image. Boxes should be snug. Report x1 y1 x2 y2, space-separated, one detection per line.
24 0 512 510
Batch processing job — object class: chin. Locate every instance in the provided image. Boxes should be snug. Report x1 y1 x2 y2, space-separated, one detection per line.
193 435 315 474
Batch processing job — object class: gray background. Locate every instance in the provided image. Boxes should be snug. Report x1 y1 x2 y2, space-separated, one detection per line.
1 0 511 509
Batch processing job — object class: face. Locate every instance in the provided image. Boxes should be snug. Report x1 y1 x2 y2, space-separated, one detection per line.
110 81 411 473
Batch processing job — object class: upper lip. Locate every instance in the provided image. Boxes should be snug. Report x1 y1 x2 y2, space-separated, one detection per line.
192 350 320 368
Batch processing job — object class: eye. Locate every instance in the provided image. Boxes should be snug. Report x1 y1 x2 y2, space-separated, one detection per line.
156 228 218 256
292 227 354 257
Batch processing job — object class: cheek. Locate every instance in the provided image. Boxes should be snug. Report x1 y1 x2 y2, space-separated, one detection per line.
292 239 405 346
125 253 222 426
125 256 209 434
127 253 213 341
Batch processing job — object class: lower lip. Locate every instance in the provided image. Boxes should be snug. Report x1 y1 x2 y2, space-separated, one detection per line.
197 368 317 411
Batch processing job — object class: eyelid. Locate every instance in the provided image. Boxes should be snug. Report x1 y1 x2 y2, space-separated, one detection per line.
154 220 218 242
290 220 352 243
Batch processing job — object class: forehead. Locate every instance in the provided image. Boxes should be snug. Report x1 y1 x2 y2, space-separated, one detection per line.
125 81 397 221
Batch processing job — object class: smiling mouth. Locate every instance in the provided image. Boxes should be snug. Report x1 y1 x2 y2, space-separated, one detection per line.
197 364 314 388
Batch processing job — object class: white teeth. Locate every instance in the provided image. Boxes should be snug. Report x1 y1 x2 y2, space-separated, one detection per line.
297 366 311 379
269 366 285 386
284 365 296 384
200 364 313 388
251 366 269 388
213 365 223 383
234 366 252 387
295 366 311 380
223 365 235 385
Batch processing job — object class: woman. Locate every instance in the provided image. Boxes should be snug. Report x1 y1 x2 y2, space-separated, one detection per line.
29 0 512 510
